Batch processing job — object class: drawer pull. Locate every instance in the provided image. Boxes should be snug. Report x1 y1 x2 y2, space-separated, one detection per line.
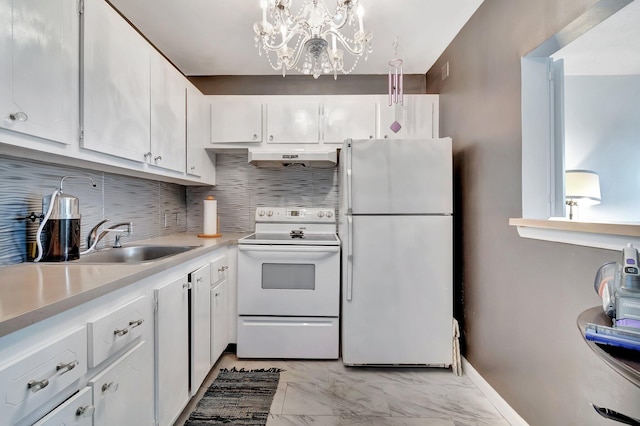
56 360 78 374
218 266 228 272
27 378 49 392
129 319 144 328
101 381 118 393
76 405 95 418
114 328 129 337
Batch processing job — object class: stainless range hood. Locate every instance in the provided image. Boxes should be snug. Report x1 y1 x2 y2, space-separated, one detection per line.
248 148 338 168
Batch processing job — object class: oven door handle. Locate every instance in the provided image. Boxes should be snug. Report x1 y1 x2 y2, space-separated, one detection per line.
238 245 340 253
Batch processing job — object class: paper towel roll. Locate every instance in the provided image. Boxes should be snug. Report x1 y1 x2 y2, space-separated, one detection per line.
203 197 217 235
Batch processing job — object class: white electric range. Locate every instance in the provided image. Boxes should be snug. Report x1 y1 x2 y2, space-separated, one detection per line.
237 207 340 359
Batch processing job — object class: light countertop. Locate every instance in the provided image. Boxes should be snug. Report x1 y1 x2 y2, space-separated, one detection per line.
0 233 248 338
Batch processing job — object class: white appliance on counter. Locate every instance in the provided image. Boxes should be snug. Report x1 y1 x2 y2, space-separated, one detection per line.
339 138 453 366
237 207 340 359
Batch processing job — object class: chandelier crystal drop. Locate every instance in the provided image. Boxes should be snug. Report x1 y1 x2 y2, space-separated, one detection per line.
254 0 373 79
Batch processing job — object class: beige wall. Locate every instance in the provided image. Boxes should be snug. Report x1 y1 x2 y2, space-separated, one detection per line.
426 0 640 424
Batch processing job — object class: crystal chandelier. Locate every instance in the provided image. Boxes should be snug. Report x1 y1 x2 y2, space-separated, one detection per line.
253 0 373 79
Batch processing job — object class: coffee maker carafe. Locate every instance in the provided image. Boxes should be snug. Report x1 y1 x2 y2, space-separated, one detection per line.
34 176 96 262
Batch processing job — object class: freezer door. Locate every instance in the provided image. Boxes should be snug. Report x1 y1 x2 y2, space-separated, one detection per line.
341 215 453 366
347 138 452 214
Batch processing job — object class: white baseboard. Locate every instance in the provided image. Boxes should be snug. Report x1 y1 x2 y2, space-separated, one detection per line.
462 357 529 426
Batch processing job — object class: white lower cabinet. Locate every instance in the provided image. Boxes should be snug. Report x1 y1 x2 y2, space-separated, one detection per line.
189 264 211 395
33 387 94 426
154 276 190 426
211 280 228 365
89 340 154 426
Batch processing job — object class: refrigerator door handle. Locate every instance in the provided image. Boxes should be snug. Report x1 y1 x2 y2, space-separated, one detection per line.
347 215 353 301
346 140 352 214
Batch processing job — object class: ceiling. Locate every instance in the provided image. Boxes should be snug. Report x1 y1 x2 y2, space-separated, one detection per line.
107 0 484 77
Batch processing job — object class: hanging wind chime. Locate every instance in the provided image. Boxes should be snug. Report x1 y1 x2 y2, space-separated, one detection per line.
388 38 403 133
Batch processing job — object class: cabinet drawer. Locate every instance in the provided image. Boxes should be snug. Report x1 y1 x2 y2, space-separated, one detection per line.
89 341 154 426
33 387 93 425
87 296 148 368
211 252 229 285
0 327 87 425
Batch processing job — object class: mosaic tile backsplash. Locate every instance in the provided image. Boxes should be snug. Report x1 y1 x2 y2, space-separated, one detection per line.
186 152 339 234
0 152 338 266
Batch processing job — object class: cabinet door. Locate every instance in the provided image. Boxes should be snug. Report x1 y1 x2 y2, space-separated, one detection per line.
155 277 190 426
186 85 207 177
323 98 376 144
89 341 154 426
0 0 78 144
210 280 228 365
150 50 186 172
266 101 320 144
189 264 211 395
33 387 93 426
82 0 150 162
378 95 436 140
210 97 262 143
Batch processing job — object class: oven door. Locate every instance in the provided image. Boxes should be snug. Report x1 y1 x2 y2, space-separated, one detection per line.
237 244 340 317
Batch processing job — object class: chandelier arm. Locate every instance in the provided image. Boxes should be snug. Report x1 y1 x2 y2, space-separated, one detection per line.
325 30 366 56
262 25 311 52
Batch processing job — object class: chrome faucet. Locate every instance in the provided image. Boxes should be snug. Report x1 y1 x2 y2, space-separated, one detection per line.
86 220 133 252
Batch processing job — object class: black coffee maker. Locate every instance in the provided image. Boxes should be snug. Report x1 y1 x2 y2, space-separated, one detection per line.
35 176 96 262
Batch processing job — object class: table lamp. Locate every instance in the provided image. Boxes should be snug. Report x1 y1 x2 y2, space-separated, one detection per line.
565 169 601 220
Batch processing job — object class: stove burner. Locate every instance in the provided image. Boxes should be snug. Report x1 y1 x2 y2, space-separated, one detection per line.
290 230 305 239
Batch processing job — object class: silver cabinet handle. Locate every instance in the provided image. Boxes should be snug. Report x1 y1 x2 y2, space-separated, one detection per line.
253 133 258 140
214 292 220 297
218 266 228 272
183 282 191 290
76 405 95 418
190 165 196 171
113 328 129 337
143 152 152 159
196 277 203 283
129 319 144 328
56 360 78 374
27 378 49 392
154 155 162 161
101 382 118 393
269 135 274 141
9 111 28 122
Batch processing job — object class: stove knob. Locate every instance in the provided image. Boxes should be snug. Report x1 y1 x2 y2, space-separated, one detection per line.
267 210 273 217
317 211 325 218
326 210 333 218
258 210 265 217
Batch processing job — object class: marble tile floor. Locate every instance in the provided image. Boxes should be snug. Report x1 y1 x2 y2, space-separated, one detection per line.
175 352 511 426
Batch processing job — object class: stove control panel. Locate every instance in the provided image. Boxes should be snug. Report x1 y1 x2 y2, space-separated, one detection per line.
255 207 335 223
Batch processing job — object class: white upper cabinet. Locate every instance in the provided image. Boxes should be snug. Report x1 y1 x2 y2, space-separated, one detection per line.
266 100 320 144
81 0 150 162
378 95 438 140
150 50 186 173
210 97 263 143
0 0 78 144
186 84 208 177
322 97 376 143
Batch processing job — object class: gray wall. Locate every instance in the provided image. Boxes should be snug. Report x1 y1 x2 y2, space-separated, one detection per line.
426 1 640 425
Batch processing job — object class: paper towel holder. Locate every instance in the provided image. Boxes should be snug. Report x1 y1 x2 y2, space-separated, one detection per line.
198 196 222 238
198 216 222 238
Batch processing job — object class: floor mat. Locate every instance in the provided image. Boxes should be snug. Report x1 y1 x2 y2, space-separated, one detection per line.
185 367 282 426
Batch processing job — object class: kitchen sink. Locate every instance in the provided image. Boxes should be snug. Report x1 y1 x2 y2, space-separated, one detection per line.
71 245 201 264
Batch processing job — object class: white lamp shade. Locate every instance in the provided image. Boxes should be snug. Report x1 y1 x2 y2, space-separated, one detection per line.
565 170 601 206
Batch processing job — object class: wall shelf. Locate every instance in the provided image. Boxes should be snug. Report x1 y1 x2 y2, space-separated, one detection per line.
509 218 640 250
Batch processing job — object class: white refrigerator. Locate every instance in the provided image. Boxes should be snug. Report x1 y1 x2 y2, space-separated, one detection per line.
339 138 453 366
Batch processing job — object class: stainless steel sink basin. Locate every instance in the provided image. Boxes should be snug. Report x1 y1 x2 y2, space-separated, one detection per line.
72 245 201 264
